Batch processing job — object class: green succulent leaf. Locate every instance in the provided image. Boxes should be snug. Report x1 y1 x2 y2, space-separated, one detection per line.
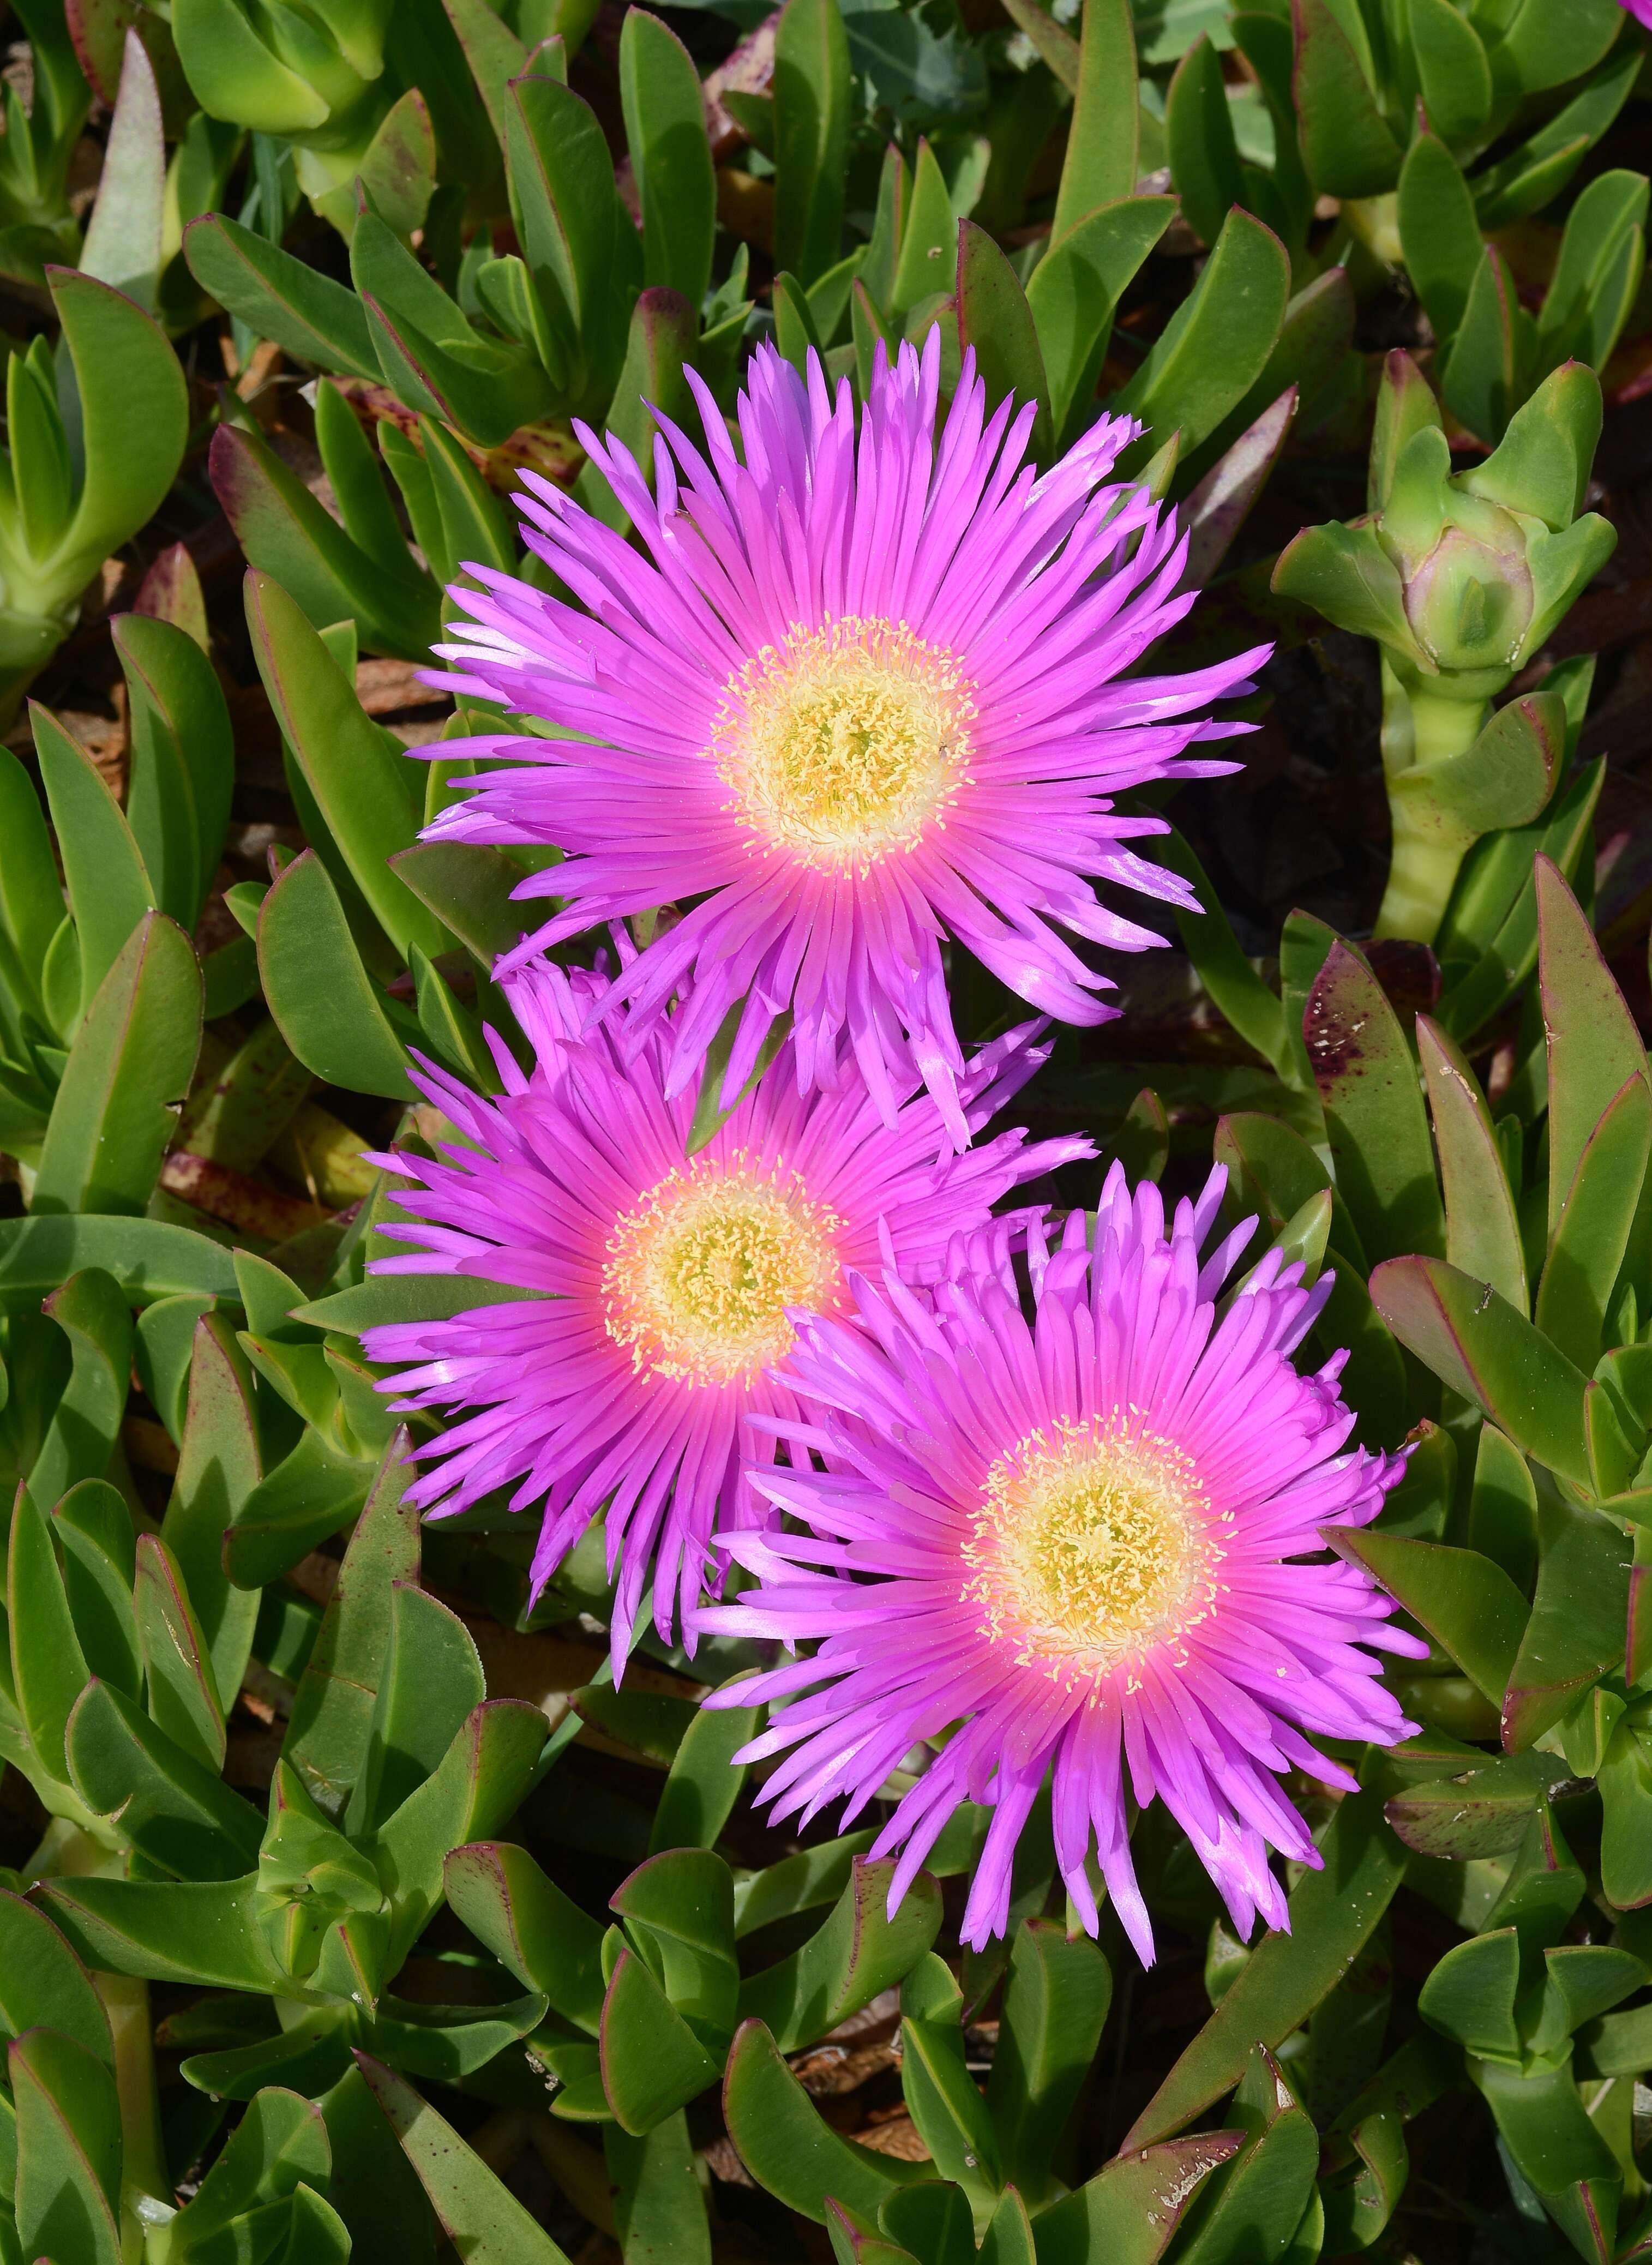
1112 207 1290 460
1474 44 1640 232
1166 33 1244 257
0 1215 239 1313
1537 1073 1652 1374
1125 1794 1405 2148
1306 940 1444 1267
1369 1257 1591 1491
9 1477 90 1783
1417 1018 1527 1313
506 69 638 413
611 1847 739 2039
722 2017 929 2222
1503 1505 1632 1749
982 1918 1112 2201
1409 0 1492 146
446 1841 606 2034
738 1855 943 2054
1331 1531 1528 1708
163 1311 262 1711
29 702 154 1028
1417 1926 1521 2060
1473 2052 1621 2257
27 1267 131 1510
67 1675 264 1880
183 211 379 373
50 264 189 587
136 1529 226 1774
1029 197 1176 455
32 909 200 1219
37 1871 282 1993
897 1954 1002 2205
257 850 415 1101
619 9 715 308
956 220 1050 461
357 2053 573 2259
0 1890 112 2064
1383 1751 1575 1861
650 1681 762 1854
1034 2130 1245 2265
209 422 441 663
345 1582 485 1837
1398 130 1486 344
1173 2046 1319 2265
1051 0 1138 233
10 2026 122 2265
772 0 851 291
373 1699 548 1968
53 1481 140 1703
1600 1725 1652 1910
115 610 235 937
1290 0 1403 198
247 572 446 962
600 1944 723 2132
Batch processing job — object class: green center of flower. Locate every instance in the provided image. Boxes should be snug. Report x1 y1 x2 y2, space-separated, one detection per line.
966 1416 1219 1672
713 616 974 867
602 1159 840 1385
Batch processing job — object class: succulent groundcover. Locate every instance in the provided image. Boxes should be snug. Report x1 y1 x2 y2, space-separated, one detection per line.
6 0 1652 2260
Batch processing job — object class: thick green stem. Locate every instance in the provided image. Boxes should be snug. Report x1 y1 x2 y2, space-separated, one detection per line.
0 606 75 734
1406 686 1494 765
105 1969 171 2217
1374 670 1491 944
27 1822 173 2237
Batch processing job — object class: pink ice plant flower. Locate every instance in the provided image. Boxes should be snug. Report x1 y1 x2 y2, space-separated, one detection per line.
695 1164 1422 1961
1620 1 1651 28
420 333 1267 1148
361 954 1088 1670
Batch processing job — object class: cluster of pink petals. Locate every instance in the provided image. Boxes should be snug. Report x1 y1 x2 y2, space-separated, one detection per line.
1620 0 1651 29
420 333 1266 1146
697 1164 1422 1959
363 954 1088 1668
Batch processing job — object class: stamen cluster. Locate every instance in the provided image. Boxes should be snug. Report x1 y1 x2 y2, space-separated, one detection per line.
965 1412 1222 1677
602 1160 841 1385
713 615 974 868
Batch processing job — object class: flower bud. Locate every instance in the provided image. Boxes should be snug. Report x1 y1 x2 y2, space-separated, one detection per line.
1393 499 1535 675
1273 356 1613 701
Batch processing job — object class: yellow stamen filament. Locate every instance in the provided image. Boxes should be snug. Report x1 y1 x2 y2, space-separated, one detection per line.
602 1158 841 1387
965 1413 1225 1680
713 615 975 868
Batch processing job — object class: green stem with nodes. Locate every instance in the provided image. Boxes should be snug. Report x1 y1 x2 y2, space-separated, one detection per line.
1374 664 1491 944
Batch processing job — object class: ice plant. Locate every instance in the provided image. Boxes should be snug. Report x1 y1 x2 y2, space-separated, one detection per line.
1272 355 1614 944
697 1166 1422 1960
420 332 1266 1146
360 955 1086 1667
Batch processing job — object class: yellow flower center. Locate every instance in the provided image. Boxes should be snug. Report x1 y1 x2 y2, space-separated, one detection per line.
602 1159 841 1386
965 1415 1223 1677
713 615 975 867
